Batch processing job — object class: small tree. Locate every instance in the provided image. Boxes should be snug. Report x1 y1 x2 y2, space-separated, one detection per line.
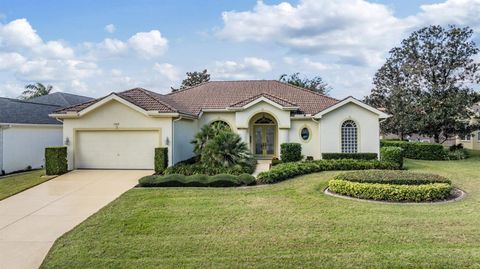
202 132 253 168
279 72 331 95
172 69 210 92
21 83 53 99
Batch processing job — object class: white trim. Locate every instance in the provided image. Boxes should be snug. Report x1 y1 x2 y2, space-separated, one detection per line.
228 96 299 111
314 97 390 119
0 123 62 127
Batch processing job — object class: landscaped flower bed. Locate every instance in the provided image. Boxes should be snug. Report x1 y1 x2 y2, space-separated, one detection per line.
328 170 455 202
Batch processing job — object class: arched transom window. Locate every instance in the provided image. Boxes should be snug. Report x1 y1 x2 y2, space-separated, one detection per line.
341 120 357 153
210 120 231 131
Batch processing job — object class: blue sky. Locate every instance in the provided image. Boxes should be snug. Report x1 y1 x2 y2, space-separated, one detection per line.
0 0 479 99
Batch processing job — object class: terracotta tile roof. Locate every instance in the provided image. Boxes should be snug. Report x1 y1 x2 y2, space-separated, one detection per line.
55 80 339 116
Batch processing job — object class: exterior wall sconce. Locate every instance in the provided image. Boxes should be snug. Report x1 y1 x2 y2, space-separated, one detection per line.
64 137 70 146
114 122 120 129
165 137 170 146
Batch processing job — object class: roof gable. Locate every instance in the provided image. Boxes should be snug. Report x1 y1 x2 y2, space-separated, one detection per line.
314 97 390 119
228 93 299 110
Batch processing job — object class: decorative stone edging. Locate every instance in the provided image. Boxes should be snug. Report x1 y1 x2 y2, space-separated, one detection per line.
323 187 466 205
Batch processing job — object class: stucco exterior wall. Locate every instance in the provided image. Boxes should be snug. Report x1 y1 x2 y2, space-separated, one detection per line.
62 100 173 169
199 112 237 131
289 119 320 159
319 103 380 156
1 125 62 174
457 130 480 150
173 118 197 163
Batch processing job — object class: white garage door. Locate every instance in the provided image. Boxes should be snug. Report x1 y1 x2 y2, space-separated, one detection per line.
75 130 160 169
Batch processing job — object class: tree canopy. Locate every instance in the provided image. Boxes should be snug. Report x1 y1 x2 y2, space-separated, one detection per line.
366 25 480 143
279 72 331 95
21 83 53 100
171 69 210 92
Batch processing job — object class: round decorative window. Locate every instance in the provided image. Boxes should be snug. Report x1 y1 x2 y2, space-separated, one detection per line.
300 127 310 141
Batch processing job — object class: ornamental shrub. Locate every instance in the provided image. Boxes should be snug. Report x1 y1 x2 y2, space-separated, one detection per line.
328 179 452 202
154 147 169 174
45 146 68 175
256 159 398 184
380 146 404 168
138 173 255 187
280 143 302 162
380 140 446 160
334 170 450 185
322 153 378 160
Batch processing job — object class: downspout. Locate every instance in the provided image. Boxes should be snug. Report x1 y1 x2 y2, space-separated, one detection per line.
171 116 183 166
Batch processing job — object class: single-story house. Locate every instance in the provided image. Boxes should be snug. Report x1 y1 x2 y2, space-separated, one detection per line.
0 92 93 174
50 80 389 170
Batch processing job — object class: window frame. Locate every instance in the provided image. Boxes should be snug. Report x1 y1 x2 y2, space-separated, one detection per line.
299 125 311 142
341 120 358 153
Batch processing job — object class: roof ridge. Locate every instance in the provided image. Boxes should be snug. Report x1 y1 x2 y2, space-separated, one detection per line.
133 88 178 112
228 92 298 108
166 81 211 96
273 80 339 102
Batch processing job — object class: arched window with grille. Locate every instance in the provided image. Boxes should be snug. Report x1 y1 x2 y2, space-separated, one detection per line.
209 120 231 131
341 120 357 153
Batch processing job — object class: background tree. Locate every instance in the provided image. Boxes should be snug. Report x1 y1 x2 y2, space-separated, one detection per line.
171 69 210 92
279 72 331 95
365 48 422 140
21 83 53 99
366 25 480 143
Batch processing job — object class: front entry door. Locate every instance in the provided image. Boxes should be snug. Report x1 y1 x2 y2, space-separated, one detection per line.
254 125 275 156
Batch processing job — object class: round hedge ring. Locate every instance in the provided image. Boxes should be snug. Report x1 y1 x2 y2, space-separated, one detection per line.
326 170 463 203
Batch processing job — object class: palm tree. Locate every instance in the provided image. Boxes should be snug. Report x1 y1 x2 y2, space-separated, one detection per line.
202 131 253 168
21 83 53 100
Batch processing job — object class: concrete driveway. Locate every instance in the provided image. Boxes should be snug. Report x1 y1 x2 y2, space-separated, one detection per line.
0 169 152 269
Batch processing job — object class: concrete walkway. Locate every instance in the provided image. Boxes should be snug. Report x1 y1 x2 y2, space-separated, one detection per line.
252 160 272 177
0 169 152 269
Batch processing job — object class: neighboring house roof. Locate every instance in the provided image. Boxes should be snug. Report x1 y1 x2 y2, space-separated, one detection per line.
0 93 93 125
29 92 93 107
55 80 340 117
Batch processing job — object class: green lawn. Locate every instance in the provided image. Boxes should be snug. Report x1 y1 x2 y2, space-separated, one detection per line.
0 170 52 200
42 154 480 269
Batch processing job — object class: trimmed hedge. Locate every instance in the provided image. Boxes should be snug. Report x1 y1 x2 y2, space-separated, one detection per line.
380 146 404 168
164 158 256 176
280 143 302 162
138 173 256 187
45 146 68 175
256 159 399 184
322 153 378 160
334 170 451 185
380 140 446 160
328 179 452 202
154 147 168 174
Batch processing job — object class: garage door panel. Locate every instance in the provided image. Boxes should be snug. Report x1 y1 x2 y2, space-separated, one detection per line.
76 131 159 169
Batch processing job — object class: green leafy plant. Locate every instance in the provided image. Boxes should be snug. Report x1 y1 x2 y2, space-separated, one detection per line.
256 159 399 184
280 143 302 162
334 170 450 185
322 153 378 160
202 131 253 168
45 147 68 175
380 146 404 168
138 173 255 187
380 140 447 160
154 147 168 174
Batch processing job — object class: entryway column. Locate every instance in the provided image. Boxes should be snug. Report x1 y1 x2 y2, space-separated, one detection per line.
278 128 289 156
237 128 249 144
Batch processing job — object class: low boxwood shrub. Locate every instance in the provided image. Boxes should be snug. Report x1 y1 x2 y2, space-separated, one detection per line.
164 159 255 176
45 146 68 175
256 159 399 184
322 153 378 160
380 140 447 160
138 173 256 187
154 147 168 174
328 179 452 202
334 170 451 185
447 149 469 160
380 146 404 168
280 143 302 162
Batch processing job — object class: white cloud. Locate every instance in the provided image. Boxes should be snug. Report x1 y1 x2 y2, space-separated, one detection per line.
154 63 180 81
104 24 116 33
97 38 128 55
0 52 27 70
213 57 272 79
128 30 168 58
0 18 42 48
16 59 99 81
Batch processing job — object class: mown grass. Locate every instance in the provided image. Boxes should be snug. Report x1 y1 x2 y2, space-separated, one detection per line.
42 153 480 268
0 169 51 200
